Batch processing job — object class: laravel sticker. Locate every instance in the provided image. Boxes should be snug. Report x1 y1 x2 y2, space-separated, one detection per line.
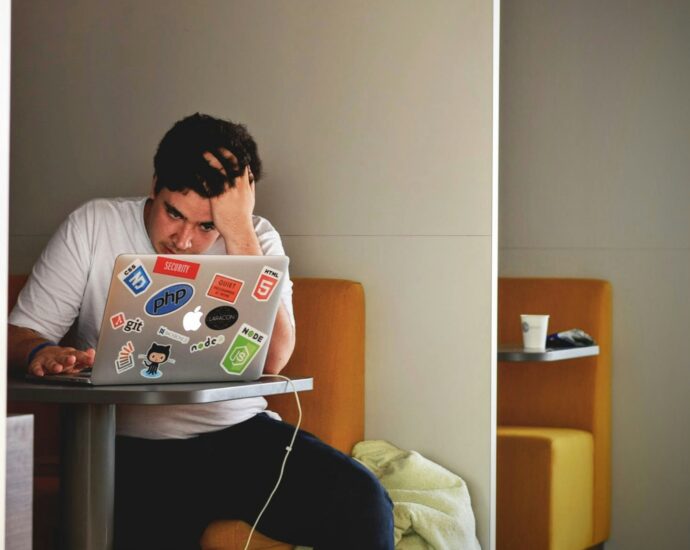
252 266 283 302
206 274 244 304
118 259 152 296
153 257 201 280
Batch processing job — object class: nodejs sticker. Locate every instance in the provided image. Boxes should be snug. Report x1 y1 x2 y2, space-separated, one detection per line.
153 257 201 280
145 283 195 316
220 323 267 375
138 342 175 379
157 325 190 344
115 341 136 374
205 306 239 330
118 259 152 296
110 313 144 334
252 266 283 302
206 274 244 304
190 335 225 354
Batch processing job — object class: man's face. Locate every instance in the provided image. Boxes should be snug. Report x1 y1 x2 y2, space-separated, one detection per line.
144 187 220 255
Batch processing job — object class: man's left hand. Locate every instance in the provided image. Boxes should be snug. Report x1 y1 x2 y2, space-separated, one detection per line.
204 148 261 254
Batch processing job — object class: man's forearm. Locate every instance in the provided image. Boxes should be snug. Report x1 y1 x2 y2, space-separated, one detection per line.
7 324 50 376
263 304 296 375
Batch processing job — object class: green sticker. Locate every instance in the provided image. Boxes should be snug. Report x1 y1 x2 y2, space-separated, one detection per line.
220 323 268 375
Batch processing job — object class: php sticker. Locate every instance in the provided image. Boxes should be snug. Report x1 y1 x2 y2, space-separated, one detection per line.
115 341 136 374
153 257 201 280
206 274 244 304
205 306 239 330
220 323 267 375
157 326 190 344
118 259 152 296
145 283 195 316
190 335 226 354
252 266 283 302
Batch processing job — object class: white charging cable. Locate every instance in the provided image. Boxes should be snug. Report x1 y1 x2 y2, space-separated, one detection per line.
242 374 303 550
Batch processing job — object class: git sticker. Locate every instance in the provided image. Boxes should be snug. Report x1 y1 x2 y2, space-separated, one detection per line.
252 266 282 302
115 341 136 374
220 323 267 375
206 274 244 304
118 259 152 296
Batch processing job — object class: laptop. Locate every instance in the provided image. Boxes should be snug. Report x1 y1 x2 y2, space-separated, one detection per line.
31 254 289 385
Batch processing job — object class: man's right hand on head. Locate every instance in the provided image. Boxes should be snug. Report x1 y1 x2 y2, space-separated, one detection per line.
28 346 96 377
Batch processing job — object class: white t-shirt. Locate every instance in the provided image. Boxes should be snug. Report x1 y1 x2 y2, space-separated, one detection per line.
9 197 294 439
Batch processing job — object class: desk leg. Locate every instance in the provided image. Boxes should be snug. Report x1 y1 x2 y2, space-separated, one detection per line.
61 404 116 550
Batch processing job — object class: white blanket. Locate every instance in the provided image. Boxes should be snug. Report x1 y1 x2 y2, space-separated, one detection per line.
353 440 481 550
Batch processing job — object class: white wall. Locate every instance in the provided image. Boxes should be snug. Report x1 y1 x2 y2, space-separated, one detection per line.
11 1 497 546
500 1 690 549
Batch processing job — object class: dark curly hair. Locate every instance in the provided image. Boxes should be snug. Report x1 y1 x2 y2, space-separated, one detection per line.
153 113 263 198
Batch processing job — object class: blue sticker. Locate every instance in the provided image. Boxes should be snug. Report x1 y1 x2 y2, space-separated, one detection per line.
145 283 195 316
118 259 152 296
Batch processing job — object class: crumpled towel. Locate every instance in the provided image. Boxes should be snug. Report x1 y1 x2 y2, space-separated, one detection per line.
352 440 481 550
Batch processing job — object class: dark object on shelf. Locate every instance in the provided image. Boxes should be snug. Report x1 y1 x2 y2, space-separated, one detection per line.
546 328 596 348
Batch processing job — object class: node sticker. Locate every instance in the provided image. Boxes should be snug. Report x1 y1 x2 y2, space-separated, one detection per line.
118 259 152 296
206 274 244 304
220 323 267 375
157 326 190 344
153 257 201 280
190 335 226 354
144 283 195 316
115 341 136 374
205 306 239 330
252 266 283 302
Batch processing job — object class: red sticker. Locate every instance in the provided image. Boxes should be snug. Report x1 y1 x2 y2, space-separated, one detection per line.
252 266 283 302
153 257 201 280
110 312 126 329
206 274 244 304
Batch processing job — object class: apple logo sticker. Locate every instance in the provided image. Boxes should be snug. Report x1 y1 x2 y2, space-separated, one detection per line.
183 305 204 332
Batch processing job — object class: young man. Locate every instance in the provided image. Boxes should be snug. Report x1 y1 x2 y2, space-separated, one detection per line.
8 114 394 550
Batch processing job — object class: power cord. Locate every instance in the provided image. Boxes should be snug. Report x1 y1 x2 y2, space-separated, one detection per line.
243 373 303 550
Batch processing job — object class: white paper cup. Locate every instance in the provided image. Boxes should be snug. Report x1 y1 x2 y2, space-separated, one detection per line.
521 314 550 351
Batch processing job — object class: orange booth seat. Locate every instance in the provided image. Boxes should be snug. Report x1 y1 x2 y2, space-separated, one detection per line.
8 276 365 550
497 278 612 550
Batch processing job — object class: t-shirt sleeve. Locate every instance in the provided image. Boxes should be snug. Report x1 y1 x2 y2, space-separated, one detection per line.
8 207 92 342
254 219 296 329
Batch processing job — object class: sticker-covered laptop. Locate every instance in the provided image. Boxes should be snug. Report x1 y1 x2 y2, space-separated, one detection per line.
31 254 288 385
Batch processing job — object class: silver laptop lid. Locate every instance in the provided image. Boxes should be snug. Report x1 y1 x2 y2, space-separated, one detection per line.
90 254 289 385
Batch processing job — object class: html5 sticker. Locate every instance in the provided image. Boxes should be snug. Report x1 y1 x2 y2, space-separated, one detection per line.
153 257 200 280
118 259 152 296
206 274 244 304
251 266 283 302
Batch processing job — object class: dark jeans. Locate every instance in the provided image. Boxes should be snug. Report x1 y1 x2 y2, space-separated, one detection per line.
115 413 394 550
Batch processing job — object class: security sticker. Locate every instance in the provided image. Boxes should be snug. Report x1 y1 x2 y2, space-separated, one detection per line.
153 257 201 280
251 266 283 302
206 274 244 304
138 342 176 379
190 335 226 354
157 326 190 344
115 341 136 374
118 259 152 296
220 323 268 375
